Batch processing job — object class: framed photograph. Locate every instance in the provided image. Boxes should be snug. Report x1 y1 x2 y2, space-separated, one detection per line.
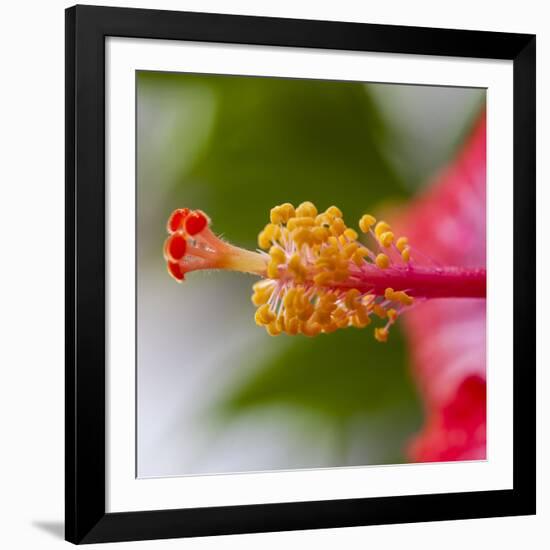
65 5 536 544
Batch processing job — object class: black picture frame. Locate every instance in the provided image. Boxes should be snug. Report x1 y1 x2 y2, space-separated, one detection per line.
65 4 536 544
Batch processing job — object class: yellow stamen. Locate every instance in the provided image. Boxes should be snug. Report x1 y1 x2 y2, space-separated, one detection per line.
249 202 417 341
255 304 276 326
266 321 282 336
330 217 346 236
325 205 343 218
258 223 281 249
251 281 273 306
396 236 409 252
375 221 392 238
392 290 414 306
344 288 361 310
267 260 281 279
313 272 334 286
343 228 358 241
312 226 329 243
295 201 318 218
379 231 394 248
287 217 315 231
375 253 390 269
359 214 376 233
352 247 370 266
166 203 420 344
343 242 359 258
373 304 387 319
270 203 295 224
384 287 413 306
269 246 286 263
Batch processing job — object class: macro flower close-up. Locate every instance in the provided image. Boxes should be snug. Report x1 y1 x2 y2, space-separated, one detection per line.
164 197 486 341
163 112 487 465
137 71 487 477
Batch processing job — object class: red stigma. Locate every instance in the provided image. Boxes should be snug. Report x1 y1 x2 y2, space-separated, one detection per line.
167 261 185 281
167 208 190 233
185 211 208 235
166 234 187 261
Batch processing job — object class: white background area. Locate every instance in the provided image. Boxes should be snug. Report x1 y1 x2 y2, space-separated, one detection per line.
106 38 512 512
0 0 548 548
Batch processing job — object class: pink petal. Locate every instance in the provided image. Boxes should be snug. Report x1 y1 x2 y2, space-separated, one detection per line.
394 111 487 462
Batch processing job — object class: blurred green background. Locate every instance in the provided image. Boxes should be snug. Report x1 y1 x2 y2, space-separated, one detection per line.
136 71 485 477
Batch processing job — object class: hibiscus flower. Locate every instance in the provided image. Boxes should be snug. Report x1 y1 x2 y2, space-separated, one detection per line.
162 111 487 463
